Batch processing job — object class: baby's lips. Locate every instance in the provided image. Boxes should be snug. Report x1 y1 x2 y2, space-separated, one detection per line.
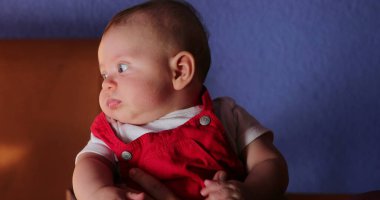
107 99 122 109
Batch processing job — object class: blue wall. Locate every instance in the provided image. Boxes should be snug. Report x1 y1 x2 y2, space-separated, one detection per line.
1 0 379 194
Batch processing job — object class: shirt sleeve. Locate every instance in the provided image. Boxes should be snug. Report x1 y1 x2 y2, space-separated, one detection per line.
75 133 116 164
213 97 272 155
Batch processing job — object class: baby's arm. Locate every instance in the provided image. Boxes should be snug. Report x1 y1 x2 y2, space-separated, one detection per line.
201 97 288 199
241 132 288 199
73 153 127 200
201 133 288 200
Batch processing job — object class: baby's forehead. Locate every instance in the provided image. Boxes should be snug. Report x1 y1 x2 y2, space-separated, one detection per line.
120 11 153 26
110 13 164 37
117 13 181 47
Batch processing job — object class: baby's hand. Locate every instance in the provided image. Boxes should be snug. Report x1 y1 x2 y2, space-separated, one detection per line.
200 171 246 200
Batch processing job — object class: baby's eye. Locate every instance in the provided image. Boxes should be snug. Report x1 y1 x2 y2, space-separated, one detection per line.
118 63 129 73
101 73 108 80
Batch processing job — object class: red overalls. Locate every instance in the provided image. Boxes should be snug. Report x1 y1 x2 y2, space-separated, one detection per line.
91 90 245 199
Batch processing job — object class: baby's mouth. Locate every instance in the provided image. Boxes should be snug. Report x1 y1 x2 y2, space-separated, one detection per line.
107 99 121 109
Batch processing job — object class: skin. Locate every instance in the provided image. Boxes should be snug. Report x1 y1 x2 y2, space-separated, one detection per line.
73 13 288 200
127 133 288 200
200 133 288 200
98 24 179 125
73 16 201 200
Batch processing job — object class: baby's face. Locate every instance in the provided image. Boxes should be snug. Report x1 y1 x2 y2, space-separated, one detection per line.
98 24 175 124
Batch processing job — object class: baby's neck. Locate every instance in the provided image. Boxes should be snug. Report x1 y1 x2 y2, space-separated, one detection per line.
170 84 203 111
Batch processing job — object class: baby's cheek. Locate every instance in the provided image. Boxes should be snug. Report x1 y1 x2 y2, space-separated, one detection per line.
98 93 107 111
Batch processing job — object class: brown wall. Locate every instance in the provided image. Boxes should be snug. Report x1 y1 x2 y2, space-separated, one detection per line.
0 40 100 200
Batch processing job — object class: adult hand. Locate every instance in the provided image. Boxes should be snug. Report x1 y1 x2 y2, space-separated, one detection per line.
128 168 179 200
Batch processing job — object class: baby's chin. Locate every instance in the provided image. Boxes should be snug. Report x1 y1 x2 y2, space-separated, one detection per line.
104 111 152 125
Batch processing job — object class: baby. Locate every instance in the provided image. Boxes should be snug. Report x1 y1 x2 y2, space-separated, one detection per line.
73 1 288 200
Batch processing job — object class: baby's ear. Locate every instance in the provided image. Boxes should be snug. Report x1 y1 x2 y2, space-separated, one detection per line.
169 51 195 90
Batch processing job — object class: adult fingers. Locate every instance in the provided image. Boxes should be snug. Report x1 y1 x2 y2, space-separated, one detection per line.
129 168 178 200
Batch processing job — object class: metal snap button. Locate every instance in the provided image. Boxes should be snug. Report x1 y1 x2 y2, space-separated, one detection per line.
199 115 211 126
121 151 132 160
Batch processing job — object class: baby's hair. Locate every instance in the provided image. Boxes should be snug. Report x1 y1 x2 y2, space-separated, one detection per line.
104 0 211 83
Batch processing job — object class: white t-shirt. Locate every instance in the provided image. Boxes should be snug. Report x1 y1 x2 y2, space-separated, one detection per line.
76 97 271 164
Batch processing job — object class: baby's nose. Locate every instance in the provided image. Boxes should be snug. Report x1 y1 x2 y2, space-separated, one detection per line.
101 76 117 90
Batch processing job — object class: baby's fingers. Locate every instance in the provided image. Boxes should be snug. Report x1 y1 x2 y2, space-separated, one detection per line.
201 180 244 200
212 170 227 181
200 180 223 196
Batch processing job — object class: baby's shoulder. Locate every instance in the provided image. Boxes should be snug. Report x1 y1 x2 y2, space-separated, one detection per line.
212 96 236 110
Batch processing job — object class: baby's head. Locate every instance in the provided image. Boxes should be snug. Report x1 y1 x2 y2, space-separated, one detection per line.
98 0 211 125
